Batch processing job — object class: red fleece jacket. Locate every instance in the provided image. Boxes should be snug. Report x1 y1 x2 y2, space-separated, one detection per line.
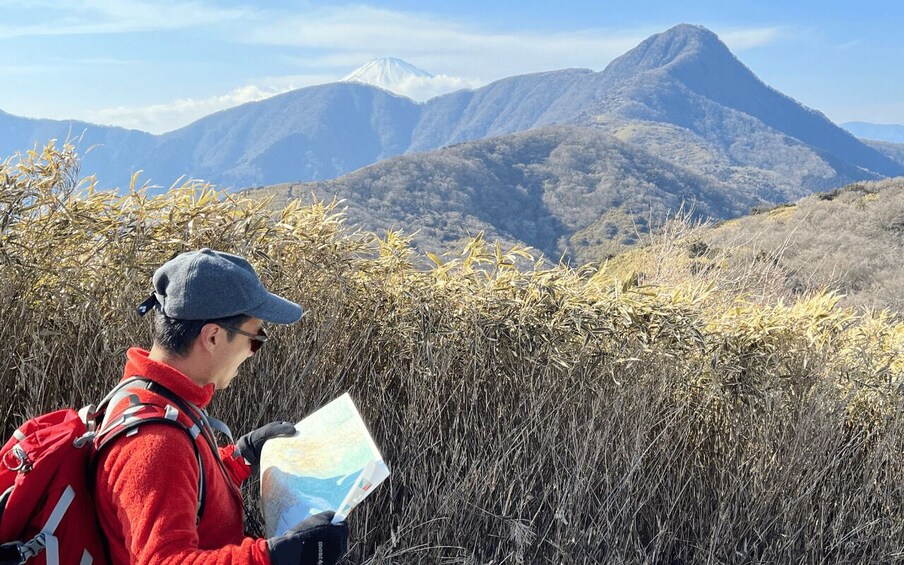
94 348 272 564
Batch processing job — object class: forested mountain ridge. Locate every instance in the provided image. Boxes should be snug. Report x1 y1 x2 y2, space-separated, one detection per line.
863 139 904 168
248 125 760 262
0 110 154 187
586 25 899 178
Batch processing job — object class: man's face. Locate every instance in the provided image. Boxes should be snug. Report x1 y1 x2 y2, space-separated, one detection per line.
211 316 265 389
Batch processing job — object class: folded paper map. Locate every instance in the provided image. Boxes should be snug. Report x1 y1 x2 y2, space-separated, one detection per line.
259 393 390 536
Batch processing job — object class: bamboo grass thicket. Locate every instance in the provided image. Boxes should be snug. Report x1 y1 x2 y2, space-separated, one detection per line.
1 143 903 563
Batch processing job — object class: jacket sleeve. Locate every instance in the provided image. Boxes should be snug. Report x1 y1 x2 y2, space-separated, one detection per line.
95 425 271 565
220 444 253 486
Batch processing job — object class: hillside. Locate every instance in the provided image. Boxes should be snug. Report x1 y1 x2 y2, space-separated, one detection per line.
0 110 154 187
248 126 759 262
863 139 904 167
146 83 421 188
666 178 904 313
250 143 904 313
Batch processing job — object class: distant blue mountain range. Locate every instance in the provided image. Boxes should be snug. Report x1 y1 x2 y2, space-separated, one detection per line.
842 122 904 144
1 24 901 196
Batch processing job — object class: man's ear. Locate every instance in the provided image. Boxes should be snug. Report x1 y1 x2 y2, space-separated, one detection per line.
196 322 222 353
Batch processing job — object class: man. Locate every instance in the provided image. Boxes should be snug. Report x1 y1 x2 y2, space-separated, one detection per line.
94 248 348 564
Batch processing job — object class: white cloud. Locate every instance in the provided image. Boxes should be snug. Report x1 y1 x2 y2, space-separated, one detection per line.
348 73 484 102
0 0 251 38
392 74 483 101
0 56 132 78
88 68 483 132
718 26 786 50
244 6 652 79
244 8 788 83
836 39 864 51
85 79 331 134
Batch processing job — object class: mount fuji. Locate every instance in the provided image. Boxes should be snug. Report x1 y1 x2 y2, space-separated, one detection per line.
342 58 435 97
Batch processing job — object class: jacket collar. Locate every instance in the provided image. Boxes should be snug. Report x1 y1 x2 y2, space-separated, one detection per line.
123 347 216 409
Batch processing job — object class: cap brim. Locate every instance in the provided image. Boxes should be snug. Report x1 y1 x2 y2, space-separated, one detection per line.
245 292 304 324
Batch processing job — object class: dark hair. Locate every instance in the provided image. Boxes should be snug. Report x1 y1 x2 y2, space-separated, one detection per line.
153 312 251 356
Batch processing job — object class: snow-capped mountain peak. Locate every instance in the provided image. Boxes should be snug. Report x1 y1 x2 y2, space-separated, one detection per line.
341 58 434 94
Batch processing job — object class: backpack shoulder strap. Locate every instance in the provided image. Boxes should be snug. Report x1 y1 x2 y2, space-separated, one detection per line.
93 379 208 524
135 380 245 503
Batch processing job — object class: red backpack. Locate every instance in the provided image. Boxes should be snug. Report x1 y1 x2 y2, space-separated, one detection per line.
0 377 210 565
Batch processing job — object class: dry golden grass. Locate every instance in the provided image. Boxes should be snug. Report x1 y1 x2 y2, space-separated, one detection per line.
2 143 904 563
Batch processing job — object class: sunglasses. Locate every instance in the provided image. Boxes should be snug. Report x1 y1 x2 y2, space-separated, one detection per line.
219 325 268 353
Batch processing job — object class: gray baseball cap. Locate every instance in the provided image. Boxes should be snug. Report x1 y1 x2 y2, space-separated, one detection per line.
136 248 303 324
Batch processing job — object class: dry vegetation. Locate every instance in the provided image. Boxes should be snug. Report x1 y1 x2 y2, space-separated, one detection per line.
693 178 904 314
2 143 904 563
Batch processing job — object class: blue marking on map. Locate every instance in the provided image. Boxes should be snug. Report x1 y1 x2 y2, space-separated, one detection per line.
267 467 362 535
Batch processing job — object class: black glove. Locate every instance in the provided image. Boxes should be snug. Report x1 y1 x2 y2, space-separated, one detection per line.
0 542 24 565
268 511 349 565
236 421 296 475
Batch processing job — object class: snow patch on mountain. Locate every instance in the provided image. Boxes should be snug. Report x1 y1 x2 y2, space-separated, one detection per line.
343 58 433 85
342 57 480 102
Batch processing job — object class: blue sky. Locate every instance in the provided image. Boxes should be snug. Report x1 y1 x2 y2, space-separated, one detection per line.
0 0 900 134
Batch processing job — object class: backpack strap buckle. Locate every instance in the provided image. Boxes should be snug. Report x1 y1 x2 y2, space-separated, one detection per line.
16 532 46 563
72 432 96 449
77 405 99 433
13 485 75 563
3 445 31 473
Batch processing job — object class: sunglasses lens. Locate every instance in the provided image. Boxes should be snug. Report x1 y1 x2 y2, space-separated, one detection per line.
250 328 267 353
